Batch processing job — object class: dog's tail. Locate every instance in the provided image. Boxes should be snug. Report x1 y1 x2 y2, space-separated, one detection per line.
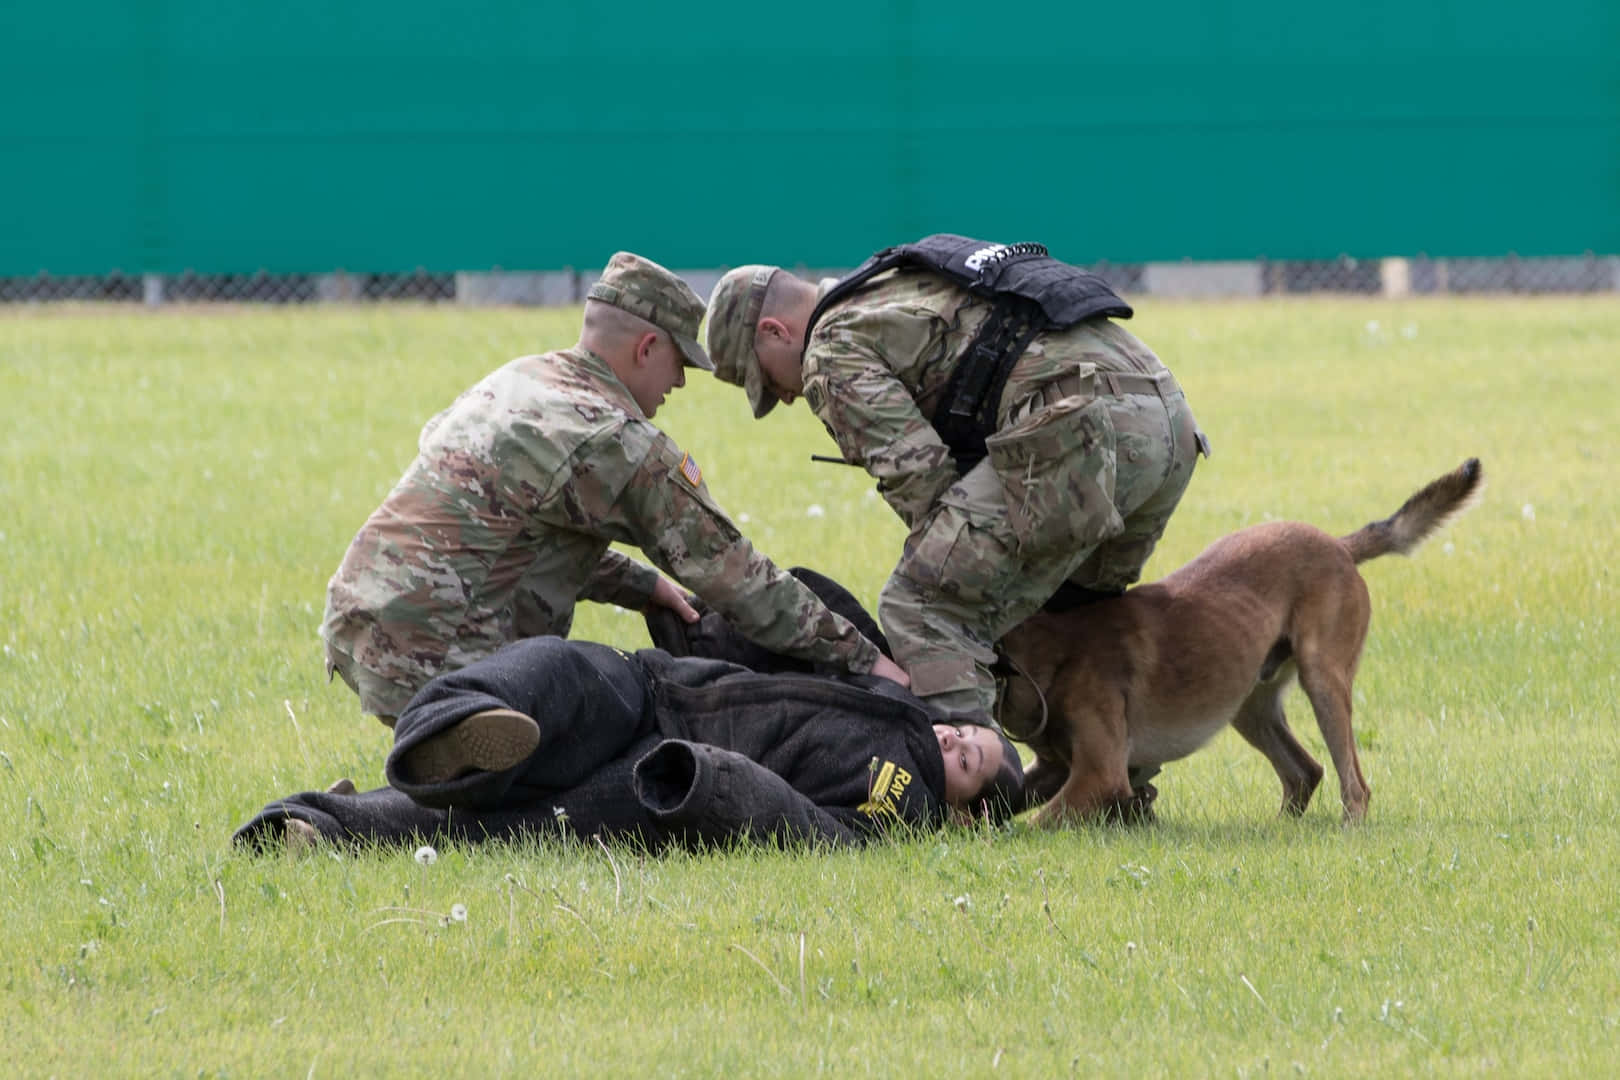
1340 458 1484 564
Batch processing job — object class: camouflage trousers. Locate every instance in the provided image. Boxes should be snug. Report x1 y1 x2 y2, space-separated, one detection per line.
325 639 418 727
879 370 1203 717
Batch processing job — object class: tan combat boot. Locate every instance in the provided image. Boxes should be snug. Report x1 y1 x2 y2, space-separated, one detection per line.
396 709 540 785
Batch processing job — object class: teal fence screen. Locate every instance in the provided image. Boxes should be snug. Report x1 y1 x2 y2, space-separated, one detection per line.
3 0 1616 276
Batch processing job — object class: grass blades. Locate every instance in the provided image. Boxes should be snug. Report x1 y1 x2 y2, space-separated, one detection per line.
1 297 1616 1075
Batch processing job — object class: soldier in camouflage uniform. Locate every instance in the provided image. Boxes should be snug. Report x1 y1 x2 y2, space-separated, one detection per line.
704 253 1207 720
322 252 907 726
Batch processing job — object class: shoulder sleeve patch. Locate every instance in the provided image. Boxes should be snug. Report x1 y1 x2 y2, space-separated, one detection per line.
679 453 702 487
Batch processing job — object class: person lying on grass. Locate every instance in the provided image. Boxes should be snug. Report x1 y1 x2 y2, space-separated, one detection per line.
234 634 1023 853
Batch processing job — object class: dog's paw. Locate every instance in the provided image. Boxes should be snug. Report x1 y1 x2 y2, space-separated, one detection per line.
1031 799 1074 830
1128 782 1159 822
1091 785 1158 826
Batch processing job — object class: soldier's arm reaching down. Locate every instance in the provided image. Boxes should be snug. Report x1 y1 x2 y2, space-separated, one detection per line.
577 550 699 625
600 427 894 680
578 549 660 611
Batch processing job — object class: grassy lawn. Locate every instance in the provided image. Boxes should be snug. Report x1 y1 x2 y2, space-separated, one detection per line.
1 296 1616 1076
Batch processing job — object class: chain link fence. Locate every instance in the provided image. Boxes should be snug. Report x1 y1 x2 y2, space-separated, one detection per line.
0 270 457 305
2 255 1616 306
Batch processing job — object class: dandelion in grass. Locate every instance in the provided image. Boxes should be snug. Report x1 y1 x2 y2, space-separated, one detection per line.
450 903 468 923
1521 504 1535 521
412 844 437 900
806 504 825 517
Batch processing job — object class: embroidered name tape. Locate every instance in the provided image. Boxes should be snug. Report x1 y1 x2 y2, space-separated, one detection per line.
858 758 914 819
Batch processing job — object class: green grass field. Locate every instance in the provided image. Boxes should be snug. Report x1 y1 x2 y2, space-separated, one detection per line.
2 297 1616 1076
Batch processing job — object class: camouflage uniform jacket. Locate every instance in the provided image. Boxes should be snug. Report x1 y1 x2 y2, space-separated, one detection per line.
802 270 1172 530
322 346 881 691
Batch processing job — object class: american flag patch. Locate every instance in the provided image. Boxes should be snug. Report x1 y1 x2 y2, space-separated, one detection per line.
679 453 702 487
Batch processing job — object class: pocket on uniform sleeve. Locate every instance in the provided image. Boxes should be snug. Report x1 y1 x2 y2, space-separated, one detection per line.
984 394 1123 556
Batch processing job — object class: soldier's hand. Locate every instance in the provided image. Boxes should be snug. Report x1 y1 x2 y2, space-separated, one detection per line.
647 576 700 623
869 654 911 689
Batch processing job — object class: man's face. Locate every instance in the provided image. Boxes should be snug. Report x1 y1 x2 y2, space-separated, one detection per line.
754 335 804 407
933 723 1004 807
628 331 686 418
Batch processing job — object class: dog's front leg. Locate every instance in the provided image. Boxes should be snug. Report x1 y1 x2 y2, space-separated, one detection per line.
1033 769 1139 827
1032 696 1137 827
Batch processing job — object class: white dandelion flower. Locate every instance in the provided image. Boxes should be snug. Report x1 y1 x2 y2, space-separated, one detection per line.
806 504 825 517
1521 503 1535 521
449 903 468 923
414 845 438 866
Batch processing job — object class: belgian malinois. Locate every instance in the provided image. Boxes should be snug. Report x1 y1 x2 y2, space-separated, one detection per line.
998 459 1483 826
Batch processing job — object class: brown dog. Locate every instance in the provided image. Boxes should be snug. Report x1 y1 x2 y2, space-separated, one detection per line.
997 458 1484 826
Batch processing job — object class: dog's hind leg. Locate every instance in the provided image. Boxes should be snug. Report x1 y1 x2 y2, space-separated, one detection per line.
1295 655 1370 823
1291 567 1373 823
1231 672 1324 816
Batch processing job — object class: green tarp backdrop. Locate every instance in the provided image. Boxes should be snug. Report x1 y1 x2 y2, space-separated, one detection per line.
3 0 1616 276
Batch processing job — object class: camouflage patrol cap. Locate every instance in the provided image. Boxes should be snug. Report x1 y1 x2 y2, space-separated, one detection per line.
704 264 780 419
587 253 713 371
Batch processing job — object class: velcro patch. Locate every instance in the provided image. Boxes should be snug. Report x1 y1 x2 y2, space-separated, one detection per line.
679 453 702 487
858 756 914 820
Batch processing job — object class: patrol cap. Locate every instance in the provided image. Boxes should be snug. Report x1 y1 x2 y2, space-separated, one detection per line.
704 264 780 419
587 252 713 371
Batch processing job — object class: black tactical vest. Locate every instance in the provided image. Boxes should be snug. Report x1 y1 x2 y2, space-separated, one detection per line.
804 235 1133 473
